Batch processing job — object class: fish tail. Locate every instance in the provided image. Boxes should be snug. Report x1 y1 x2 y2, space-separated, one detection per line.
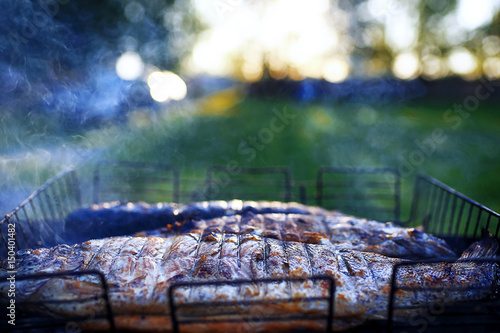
459 229 499 260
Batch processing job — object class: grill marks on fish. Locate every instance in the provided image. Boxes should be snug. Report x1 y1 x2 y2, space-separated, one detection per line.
336 251 379 316
294 215 329 244
106 238 149 311
134 238 169 302
107 238 146 284
188 219 222 303
278 215 295 299
239 214 266 298
80 238 105 265
217 216 242 280
284 214 316 297
265 237 289 299
140 209 457 260
86 237 132 275
163 234 199 304
214 216 243 302
393 260 496 307
305 242 340 303
147 237 175 308
131 240 162 294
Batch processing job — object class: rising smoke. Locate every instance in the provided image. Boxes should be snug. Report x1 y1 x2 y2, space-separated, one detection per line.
0 0 170 215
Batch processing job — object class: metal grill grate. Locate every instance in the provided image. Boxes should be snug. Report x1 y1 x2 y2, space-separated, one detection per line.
387 258 500 333
204 166 292 202
1 164 499 332
316 167 401 222
93 160 180 203
408 173 500 252
0 168 81 256
0 270 115 332
168 276 335 333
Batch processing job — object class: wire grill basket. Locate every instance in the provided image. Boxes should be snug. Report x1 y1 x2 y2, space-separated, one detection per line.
387 258 500 333
204 165 292 203
408 173 500 253
93 160 180 204
168 276 335 333
315 166 401 222
0 168 81 255
1 162 499 332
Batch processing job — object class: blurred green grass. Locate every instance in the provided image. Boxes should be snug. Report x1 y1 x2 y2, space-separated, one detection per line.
107 98 500 209
2 96 500 218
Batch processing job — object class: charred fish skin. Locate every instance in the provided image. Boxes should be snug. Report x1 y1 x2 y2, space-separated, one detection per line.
64 200 324 242
324 214 457 259
142 210 457 261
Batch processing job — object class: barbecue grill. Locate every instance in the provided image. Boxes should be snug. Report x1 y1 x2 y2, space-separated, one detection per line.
1 162 499 332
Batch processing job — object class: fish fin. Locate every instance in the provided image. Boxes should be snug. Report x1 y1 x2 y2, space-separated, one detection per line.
459 229 499 259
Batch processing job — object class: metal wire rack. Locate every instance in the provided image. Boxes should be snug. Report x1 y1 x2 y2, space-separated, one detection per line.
387 258 500 333
315 167 401 222
1 164 499 332
0 270 115 332
407 173 500 253
0 168 81 257
204 165 292 202
168 276 335 333
93 160 180 203
93 162 293 204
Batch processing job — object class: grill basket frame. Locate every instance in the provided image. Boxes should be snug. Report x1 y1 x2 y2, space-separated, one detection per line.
1 163 499 332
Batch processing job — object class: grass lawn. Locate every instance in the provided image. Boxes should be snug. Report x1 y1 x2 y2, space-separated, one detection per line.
2 94 500 220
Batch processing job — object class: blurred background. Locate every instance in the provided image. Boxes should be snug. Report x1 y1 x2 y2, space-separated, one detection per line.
1 0 500 217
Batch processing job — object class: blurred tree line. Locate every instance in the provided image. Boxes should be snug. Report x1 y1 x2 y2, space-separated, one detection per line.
0 0 498 135
232 0 500 81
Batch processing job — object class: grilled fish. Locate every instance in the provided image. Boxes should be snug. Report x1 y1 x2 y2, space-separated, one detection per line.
62 200 323 243
1 205 497 332
67 200 456 260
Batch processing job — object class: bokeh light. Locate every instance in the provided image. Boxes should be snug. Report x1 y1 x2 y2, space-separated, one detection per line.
392 52 420 80
421 55 446 80
124 2 145 23
457 0 497 30
483 57 500 79
147 71 187 102
447 48 478 76
483 35 500 56
189 0 347 81
322 58 350 83
381 2 420 51
116 51 144 81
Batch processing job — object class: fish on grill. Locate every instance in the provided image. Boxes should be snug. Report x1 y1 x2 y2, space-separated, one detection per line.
66 200 456 260
61 200 321 243
0 202 498 332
